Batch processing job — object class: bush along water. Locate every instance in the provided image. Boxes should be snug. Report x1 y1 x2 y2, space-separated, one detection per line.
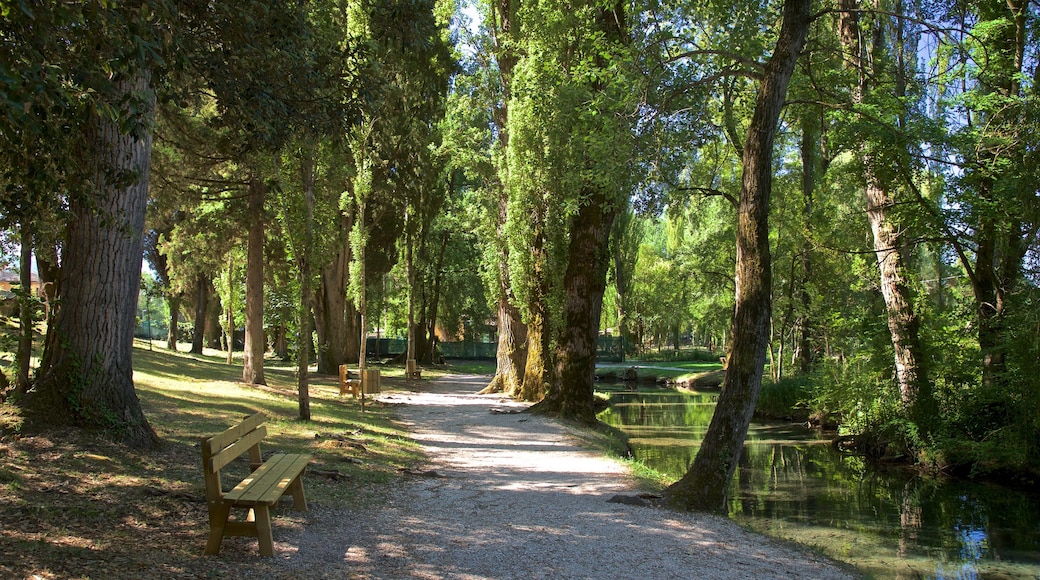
770 339 1040 486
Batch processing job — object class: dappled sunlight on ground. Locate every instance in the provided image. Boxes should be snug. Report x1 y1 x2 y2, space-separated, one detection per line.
271 375 855 579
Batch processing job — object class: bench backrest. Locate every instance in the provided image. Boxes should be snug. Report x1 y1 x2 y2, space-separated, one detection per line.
200 412 267 503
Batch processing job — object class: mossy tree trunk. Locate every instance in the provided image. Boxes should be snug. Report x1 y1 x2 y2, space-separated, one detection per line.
534 186 617 425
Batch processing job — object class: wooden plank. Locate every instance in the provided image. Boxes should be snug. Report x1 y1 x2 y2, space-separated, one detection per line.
241 454 309 505
202 412 266 457
224 454 310 506
206 425 267 473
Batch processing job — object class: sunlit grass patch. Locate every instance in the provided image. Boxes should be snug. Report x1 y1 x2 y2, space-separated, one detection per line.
0 343 426 578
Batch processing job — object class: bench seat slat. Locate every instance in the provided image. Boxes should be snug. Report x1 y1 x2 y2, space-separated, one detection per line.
224 453 310 506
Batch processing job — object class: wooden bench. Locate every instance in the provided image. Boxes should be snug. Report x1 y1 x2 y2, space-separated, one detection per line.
339 364 361 398
200 412 310 556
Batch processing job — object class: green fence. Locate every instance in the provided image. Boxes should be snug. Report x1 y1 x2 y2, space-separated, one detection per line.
438 341 498 360
366 335 625 362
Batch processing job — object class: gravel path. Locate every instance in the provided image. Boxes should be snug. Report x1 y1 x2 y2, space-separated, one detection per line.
274 375 855 579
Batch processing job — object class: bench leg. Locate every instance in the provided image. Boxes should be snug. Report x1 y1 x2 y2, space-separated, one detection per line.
289 474 308 511
254 505 275 556
204 503 231 555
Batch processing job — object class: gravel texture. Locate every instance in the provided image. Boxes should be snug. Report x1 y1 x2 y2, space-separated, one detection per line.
271 375 856 579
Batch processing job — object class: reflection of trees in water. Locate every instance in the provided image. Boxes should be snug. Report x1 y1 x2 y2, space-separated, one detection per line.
600 389 1040 576
899 479 921 558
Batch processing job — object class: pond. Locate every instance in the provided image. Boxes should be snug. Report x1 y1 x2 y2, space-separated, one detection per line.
597 386 1040 579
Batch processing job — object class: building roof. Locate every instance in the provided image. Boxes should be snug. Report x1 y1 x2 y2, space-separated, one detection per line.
0 270 40 283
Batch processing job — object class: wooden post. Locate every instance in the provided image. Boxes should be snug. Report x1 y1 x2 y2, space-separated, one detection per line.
406 359 419 380
362 368 381 394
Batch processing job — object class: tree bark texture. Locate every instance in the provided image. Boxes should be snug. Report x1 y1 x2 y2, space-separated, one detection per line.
35 240 59 325
420 231 450 364
190 273 211 354
15 221 33 393
296 141 316 420
839 0 932 421
483 184 530 395
795 116 817 374
224 256 235 364
315 216 352 374
32 69 160 449
166 295 180 351
482 295 529 396
520 303 551 401
666 0 810 512
970 0 1029 389
519 224 551 402
534 186 617 425
406 208 417 366
483 0 530 395
242 174 266 385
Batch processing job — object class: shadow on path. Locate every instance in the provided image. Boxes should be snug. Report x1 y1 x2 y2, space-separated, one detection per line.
274 375 855 579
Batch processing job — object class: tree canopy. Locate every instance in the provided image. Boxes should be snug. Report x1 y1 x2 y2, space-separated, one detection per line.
1 0 1039 512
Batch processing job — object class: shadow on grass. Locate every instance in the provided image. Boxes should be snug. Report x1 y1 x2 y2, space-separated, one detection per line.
0 344 426 578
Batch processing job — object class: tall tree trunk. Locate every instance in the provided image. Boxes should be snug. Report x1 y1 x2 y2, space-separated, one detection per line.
191 273 211 355
15 221 33 393
31 69 160 449
405 207 417 368
345 295 360 364
482 0 529 395
356 199 369 374
166 294 180 351
242 173 266 385
421 231 450 364
205 292 222 349
296 139 316 421
520 301 550 401
533 186 617 424
224 255 236 364
795 114 817 374
315 232 351 374
482 295 529 396
840 0 932 422
969 0 1028 389
666 0 810 512
519 225 551 402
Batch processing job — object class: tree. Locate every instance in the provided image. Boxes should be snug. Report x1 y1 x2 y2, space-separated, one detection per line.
666 0 811 512
607 206 645 359
937 0 1039 389
34 69 159 445
143 215 184 352
476 0 531 397
8 3 176 448
838 0 935 427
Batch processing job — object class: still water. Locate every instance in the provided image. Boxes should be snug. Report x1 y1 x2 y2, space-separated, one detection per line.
597 387 1040 579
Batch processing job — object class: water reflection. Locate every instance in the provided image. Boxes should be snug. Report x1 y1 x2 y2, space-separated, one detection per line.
597 387 1040 579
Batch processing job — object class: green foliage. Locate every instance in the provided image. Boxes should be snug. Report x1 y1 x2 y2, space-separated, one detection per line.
755 375 811 419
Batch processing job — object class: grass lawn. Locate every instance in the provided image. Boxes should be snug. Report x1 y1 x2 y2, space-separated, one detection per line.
595 360 723 383
0 341 426 579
